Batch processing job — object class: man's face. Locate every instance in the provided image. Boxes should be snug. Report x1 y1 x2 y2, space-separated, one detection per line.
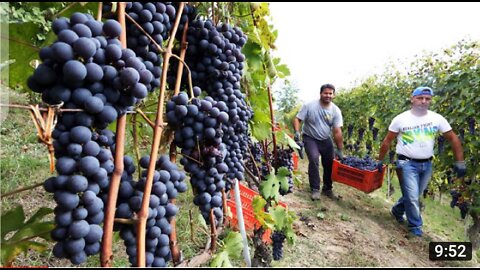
320 88 335 104
411 94 432 111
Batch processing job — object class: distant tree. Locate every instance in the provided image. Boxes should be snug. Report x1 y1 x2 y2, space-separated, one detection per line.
274 80 299 114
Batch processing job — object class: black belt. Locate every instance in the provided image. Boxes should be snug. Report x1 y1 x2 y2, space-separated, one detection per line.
397 154 432 163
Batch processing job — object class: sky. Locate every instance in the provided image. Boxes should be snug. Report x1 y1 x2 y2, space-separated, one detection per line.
269 2 480 103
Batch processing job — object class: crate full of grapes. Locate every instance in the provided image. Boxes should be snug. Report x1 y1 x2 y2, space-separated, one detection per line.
332 156 386 193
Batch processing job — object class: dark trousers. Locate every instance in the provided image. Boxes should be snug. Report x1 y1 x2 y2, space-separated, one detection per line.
303 134 334 191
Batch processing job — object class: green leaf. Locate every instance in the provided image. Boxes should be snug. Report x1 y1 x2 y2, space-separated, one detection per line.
223 232 244 259
252 196 274 229
260 172 279 202
25 207 53 225
271 205 287 231
9 222 54 242
275 64 291 78
276 167 290 193
281 131 300 150
197 213 208 232
1 241 47 266
242 41 263 71
210 250 232 268
1 205 25 239
251 121 271 142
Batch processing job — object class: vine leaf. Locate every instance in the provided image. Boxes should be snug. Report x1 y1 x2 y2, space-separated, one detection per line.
252 195 274 230
1 206 54 266
210 232 243 267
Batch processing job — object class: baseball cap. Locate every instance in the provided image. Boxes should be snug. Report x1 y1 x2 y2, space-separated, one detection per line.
412 86 434 97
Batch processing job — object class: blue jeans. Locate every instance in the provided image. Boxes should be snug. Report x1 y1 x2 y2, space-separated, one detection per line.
391 159 432 231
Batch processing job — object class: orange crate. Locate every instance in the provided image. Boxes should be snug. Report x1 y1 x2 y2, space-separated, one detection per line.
292 152 299 170
226 182 287 243
332 159 386 193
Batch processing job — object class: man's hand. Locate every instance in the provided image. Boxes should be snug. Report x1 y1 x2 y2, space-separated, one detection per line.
453 161 467 178
335 149 344 160
294 131 301 142
376 161 383 173
294 131 304 159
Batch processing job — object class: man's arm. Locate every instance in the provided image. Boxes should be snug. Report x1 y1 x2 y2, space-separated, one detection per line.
443 130 464 161
293 117 302 134
378 131 398 161
332 127 343 150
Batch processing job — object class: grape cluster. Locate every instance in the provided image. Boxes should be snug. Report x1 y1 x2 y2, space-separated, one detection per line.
273 148 294 195
123 2 177 92
467 117 476 135
368 117 375 131
389 150 396 164
340 155 381 171
449 190 470 219
347 124 354 138
437 135 445 154
458 128 465 142
357 128 365 142
29 12 153 264
245 141 270 180
167 92 228 225
115 154 187 267
372 127 379 141
176 19 251 188
165 14 252 224
271 231 286 261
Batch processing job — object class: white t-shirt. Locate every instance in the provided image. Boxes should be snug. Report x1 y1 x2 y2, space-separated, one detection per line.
389 110 452 159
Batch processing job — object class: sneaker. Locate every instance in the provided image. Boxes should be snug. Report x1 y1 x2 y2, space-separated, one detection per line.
311 190 321 201
390 208 405 224
409 227 423 237
322 189 339 200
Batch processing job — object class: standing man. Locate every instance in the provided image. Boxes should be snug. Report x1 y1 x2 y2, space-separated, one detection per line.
378 86 466 237
293 83 344 201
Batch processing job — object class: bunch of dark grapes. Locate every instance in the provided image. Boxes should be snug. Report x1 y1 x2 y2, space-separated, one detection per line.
115 154 187 267
389 150 395 164
30 12 152 265
167 92 228 225
372 127 379 141
458 128 465 142
467 117 475 135
273 148 294 195
347 124 354 138
437 135 445 154
449 190 470 219
271 231 286 261
366 142 372 154
341 155 380 171
358 128 365 142
368 117 375 131
244 141 270 180
169 18 251 190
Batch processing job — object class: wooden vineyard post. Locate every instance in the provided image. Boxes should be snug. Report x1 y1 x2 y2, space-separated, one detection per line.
101 2 127 267
168 18 190 265
136 3 185 267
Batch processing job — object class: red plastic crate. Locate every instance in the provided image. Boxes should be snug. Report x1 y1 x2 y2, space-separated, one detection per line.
226 182 287 243
332 159 386 193
292 152 299 170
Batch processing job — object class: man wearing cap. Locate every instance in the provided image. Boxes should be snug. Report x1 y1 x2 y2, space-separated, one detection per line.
293 83 344 201
377 86 466 237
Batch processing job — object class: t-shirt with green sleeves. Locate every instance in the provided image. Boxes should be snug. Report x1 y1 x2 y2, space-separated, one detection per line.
296 100 343 141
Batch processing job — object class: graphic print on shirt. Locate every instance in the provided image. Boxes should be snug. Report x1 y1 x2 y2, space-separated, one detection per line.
400 122 438 145
318 109 333 127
